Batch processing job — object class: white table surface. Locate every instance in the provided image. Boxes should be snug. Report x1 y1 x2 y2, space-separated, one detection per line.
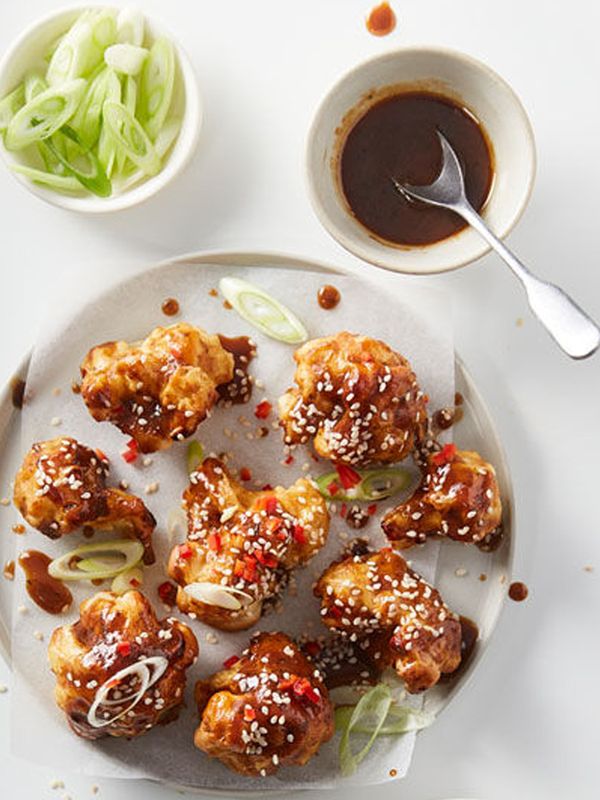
0 1 599 798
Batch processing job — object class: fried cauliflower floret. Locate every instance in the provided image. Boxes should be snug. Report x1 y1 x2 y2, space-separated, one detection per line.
13 437 156 563
194 632 334 776
382 444 502 549
278 332 428 467
80 323 235 452
48 590 198 740
314 547 462 693
168 457 329 631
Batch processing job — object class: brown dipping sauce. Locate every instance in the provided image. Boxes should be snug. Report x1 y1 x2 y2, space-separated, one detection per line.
366 2 396 36
508 581 529 602
18 550 72 614
161 297 180 316
217 335 256 405
340 91 493 246
317 284 341 310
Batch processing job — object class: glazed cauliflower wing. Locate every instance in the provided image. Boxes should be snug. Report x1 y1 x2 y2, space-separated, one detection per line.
167 457 329 630
278 332 428 467
80 323 235 452
48 590 198 739
13 437 156 563
194 632 334 776
382 445 502 549
314 547 462 693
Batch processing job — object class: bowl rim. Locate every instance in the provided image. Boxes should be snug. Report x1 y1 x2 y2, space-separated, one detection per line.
305 44 537 275
0 3 202 214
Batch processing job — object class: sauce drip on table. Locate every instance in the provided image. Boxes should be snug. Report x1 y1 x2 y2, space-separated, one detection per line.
508 581 529 602
340 91 493 246
217 335 256 405
317 284 341 310
366 3 396 36
18 550 72 614
161 297 180 316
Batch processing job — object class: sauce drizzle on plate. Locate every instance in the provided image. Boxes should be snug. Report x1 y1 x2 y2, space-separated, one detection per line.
18 549 72 614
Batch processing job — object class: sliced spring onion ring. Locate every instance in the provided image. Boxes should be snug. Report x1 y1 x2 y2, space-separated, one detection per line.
338 684 392 776
111 565 143 594
87 655 168 729
48 539 143 581
117 8 145 47
166 507 187 543
186 441 204 474
138 37 175 140
0 83 25 133
47 9 116 86
10 163 82 193
4 79 86 150
335 701 434 736
69 66 112 146
316 466 413 502
104 44 148 76
219 277 308 344
45 126 112 197
24 73 47 102
103 101 161 175
183 582 255 611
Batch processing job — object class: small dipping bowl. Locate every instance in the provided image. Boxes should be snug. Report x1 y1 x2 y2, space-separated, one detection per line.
306 46 536 274
0 6 202 213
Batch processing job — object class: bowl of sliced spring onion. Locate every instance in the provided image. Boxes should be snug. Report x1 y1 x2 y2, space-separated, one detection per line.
0 6 201 211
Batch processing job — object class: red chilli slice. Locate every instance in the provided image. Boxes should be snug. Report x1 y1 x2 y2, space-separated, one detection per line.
116 641 131 657
223 654 240 669
243 706 256 721
178 543 193 560
158 581 178 605
254 400 272 419
432 442 457 466
367 503 377 515
335 464 361 490
207 533 221 552
292 525 306 545
239 467 252 482
327 481 340 497
284 454 295 465
292 677 320 704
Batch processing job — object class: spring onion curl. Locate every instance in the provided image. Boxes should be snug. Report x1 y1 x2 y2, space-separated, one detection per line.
219 277 309 344
0 7 183 198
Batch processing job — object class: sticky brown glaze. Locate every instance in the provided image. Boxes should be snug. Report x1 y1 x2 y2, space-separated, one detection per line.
279 332 428 467
168 457 329 631
80 323 234 453
382 444 502 549
194 632 334 776
315 547 462 693
48 590 198 740
13 437 156 563
11 377 26 409
217 335 255 406
18 549 72 614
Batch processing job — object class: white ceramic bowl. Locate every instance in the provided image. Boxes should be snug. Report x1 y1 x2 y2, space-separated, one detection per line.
0 6 202 213
306 47 536 274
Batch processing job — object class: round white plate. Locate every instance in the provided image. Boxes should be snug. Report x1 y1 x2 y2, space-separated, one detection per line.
0 250 514 793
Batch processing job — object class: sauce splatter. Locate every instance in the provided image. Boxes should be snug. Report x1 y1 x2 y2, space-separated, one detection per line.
18 550 72 614
223 300 233 310
508 581 528 602
366 2 396 36
208 288 218 298
12 524 25 535
161 297 180 316
11 377 26 409
317 284 341 310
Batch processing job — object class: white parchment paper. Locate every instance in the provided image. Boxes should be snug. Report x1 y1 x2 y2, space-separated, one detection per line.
10 262 454 790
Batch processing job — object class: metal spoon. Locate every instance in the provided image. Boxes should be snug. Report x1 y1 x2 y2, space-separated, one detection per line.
392 131 600 360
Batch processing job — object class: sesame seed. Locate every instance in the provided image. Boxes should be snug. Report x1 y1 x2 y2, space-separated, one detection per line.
33 630 44 641
0 684 7 693
50 416 62 426
454 568 468 577
144 482 159 494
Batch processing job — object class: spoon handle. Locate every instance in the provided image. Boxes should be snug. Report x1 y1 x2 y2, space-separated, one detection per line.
459 205 600 360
